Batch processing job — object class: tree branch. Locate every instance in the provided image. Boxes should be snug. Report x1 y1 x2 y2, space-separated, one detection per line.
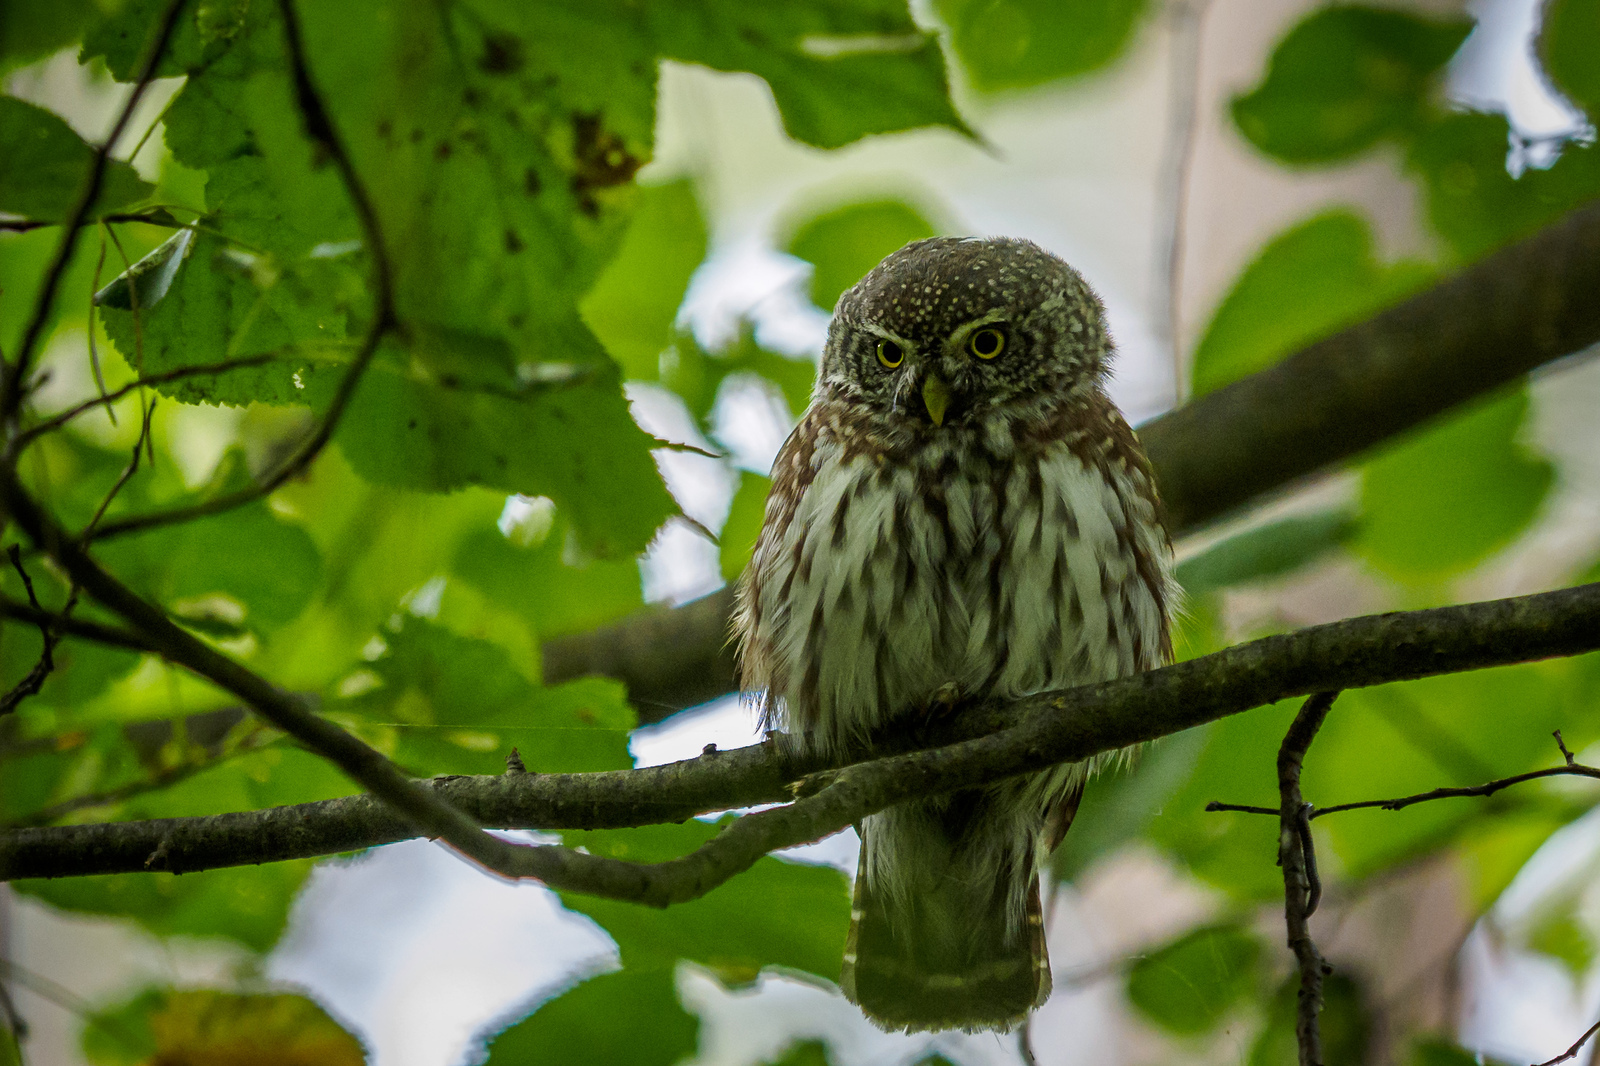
1278 692 1337 1066
1536 1016 1600 1066
6 582 1597 890
545 198 1600 724
0 595 156 654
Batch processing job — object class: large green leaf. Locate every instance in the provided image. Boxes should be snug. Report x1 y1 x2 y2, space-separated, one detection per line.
481 969 698 1066
1175 509 1356 596
1356 386 1553 580
1539 0 1600 123
1125 923 1262 1034
783 197 940 312
0 96 153 220
0 0 98 73
1407 111 1600 263
580 178 708 380
452 519 645 642
1190 210 1433 397
561 820 851 984
1232 6 1471 164
83 988 367 1066
15 860 313 953
337 617 635 777
335 358 675 558
933 0 1148 94
719 471 772 583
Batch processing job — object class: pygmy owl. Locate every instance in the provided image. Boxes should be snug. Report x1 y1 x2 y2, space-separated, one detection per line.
734 236 1177 1032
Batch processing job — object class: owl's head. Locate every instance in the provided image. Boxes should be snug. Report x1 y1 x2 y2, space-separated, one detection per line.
818 236 1112 431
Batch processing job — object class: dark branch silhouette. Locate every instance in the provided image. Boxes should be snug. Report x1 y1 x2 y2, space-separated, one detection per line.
6 583 1598 896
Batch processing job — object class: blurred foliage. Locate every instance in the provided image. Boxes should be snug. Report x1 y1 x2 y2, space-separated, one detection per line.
783 197 941 311
82 988 367 1066
1 0 1598 1062
932 0 1148 94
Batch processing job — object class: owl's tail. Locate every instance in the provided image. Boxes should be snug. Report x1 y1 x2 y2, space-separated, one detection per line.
839 832 1051 1032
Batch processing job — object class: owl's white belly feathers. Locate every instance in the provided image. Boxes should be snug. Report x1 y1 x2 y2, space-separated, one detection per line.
744 424 1170 758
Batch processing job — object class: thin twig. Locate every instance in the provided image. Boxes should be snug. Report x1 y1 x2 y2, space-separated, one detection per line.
0 208 188 234
81 0 400 544
13 354 276 450
1278 691 1338 1066
1207 734 1600 820
79 400 157 541
0 0 190 425
0 547 60 717
0 595 156 654
1535 1016 1600 1066
1153 0 1210 402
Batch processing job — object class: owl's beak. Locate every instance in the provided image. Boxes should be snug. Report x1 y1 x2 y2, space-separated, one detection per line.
921 374 951 426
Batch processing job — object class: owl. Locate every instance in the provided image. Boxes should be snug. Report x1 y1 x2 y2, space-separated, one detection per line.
734 236 1177 1032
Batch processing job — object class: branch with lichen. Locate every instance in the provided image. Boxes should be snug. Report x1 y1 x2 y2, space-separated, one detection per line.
7 583 1598 901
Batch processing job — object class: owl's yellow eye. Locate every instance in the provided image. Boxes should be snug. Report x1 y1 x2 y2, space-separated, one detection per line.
876 339 904 369
969 327 1005 360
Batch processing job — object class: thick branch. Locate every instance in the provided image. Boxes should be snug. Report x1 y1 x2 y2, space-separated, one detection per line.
7 582 1597 889
546 199 1600 722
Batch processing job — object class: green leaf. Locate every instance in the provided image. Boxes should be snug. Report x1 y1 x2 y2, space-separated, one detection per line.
654 1 971 149
933 0 1148 93
783 198 940 312
453 520 645 642
0 0 98 74
1407 111 1600 262
0 97 153 220
1053 728 1205 882
482 969 698 1066
1176 509 1356 596
581 179 709 379
1250 972 1370 1066
340 617 635 777
1232 6 1472 164
1527 902 1596 977
80 0 210 80
1406 1037 1514 1066
97 230 357 409
720 471 772 583
336 358 675 558
561 820 851 984
1357 386 1552 580
659 326 816 425
1190 210 1433 397
761 1040 836 1066
1539 0 1600 123
15 860 313 953
84 988 367 1066
1124 923 1262 1034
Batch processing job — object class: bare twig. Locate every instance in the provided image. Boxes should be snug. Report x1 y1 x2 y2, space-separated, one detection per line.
1154 0 1210 401
0 595 156 654
0 208 188 234
1278 692 1338 1066
1207 734 1600 820
13 354 276 450
80 400 158 540
81 0 400 544
1535 1016 1600 1066
0 547 60 717
0 0 190 425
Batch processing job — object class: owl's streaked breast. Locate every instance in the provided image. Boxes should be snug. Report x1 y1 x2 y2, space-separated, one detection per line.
738 400 1172 758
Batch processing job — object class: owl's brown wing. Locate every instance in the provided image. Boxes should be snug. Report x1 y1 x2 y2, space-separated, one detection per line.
730 406 823 697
